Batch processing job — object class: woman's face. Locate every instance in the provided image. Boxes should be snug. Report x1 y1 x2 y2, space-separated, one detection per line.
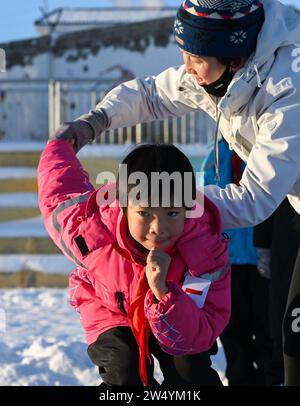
180 49 226 86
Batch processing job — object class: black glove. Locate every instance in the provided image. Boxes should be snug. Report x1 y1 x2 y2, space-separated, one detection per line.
49 108 108 153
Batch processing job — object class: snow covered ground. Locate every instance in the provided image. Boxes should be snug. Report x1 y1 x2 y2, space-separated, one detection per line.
0 193 38 208
0 288 227 386
0 216 47 238
0 255 74 274
0 141 210 158
0 168 36 179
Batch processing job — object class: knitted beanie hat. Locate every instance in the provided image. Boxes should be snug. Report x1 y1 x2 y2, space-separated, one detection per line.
174 0 265 58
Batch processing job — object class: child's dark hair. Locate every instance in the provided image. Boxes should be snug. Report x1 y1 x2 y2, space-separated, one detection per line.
117 143 196 209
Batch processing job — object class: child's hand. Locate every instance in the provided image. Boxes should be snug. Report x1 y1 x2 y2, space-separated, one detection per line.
146 248 171 301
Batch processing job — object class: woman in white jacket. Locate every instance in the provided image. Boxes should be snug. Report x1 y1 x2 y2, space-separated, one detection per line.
52 0 300 385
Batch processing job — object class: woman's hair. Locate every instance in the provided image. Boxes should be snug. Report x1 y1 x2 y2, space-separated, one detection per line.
117 143 196 209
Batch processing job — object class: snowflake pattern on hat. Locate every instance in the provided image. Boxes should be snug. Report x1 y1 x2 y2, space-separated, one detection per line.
174 19 184 35
230 1 246 13
230 30 247 44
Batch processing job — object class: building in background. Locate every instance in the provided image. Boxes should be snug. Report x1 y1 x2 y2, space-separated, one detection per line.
0 3 185 141
35 4 176 36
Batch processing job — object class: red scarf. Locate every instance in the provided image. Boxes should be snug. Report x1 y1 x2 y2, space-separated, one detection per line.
120 214 177 386
127 269 151 386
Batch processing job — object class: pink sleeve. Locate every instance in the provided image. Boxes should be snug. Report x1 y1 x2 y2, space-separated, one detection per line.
37 139 95 266
144 267 231 355
38 139 94 216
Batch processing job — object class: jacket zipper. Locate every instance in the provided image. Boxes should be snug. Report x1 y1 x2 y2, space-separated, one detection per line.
213 99 222 185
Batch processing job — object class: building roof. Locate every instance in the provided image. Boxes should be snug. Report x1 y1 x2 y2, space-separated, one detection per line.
2 16 175 70
35 7 177 29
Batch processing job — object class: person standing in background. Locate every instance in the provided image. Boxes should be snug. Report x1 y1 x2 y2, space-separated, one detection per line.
203 138 272 385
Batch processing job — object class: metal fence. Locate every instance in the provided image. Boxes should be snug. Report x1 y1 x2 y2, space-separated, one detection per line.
0 78 215 144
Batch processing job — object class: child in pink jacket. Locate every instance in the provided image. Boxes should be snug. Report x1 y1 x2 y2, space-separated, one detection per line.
38 130 231 386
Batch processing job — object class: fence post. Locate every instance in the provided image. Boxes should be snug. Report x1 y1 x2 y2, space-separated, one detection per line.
163 118 169 143
181 114 187 144
0 48 6 73
136 123 142 144
54 80 61 130
118 127 123 144
190 112 195 144
91 91 97 109
172 116 178 144
126 126 132 143
61 82 68 123
48 79 54 137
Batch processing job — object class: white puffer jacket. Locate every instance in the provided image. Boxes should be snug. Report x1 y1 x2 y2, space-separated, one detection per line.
93 0 300 228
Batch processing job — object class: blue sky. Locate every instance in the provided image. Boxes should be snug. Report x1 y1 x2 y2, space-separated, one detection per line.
0 0 298 43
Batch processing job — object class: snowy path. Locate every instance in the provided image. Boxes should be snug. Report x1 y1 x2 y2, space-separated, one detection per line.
0 288 227 386
0 193 38 208
0 216 47 238
0 141 209 158
0 288 99 385
0 255 74 274
0 168 36 179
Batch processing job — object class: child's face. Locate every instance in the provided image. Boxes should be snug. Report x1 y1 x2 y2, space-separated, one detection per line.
126 201 186 251
180 49 226 86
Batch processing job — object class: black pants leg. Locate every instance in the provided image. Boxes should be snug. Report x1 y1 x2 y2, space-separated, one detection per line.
270 199 300 385
283 247 300 386
88 326 222 386
250 270 272 385
220 266 255 385
149 336 222 386
220 265 271 386
87 326 155 386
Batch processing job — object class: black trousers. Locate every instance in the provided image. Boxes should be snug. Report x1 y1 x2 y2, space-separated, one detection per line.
283 247 300 386
269 199 300 385
87 326 222 386
220 265 272 386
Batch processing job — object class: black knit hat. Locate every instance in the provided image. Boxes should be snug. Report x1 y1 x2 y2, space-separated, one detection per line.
174 0 265 58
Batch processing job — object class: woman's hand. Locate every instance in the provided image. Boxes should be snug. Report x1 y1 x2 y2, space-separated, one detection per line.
48 121 94 153
146 248 171 301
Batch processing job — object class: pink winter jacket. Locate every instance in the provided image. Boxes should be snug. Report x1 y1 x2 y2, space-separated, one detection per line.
38 139 231 355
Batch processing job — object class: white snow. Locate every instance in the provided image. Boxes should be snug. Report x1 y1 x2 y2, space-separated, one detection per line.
0 216 47 238
0 193 38 208
77 143 210 159
0 142 46 152
0 288 227 386
49 7 176 25
0 288 99 386
0 255 74 274
0 167 37 179
0 141 209 159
